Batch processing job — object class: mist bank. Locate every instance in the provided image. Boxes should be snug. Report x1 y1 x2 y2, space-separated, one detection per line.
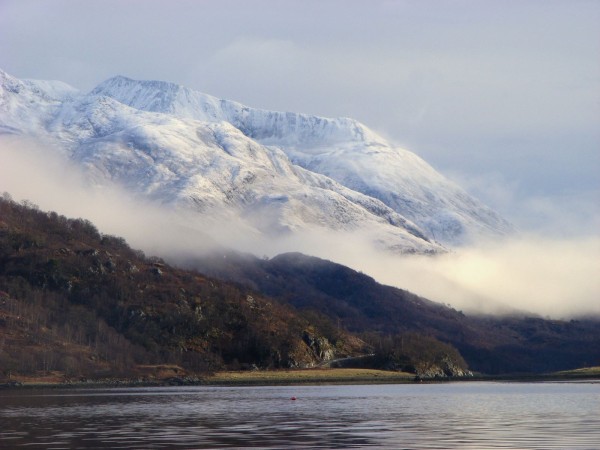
318 234 600 319
235 230 600 319
1 136 598 319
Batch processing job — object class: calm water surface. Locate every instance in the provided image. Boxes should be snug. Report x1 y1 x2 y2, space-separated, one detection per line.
1 382 599 449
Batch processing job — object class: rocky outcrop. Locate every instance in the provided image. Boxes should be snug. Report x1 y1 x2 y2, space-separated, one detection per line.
285 330 338 368
302 330 336 362
414 355 473 378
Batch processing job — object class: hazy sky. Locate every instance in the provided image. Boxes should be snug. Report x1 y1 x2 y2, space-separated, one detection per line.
1 0 599 234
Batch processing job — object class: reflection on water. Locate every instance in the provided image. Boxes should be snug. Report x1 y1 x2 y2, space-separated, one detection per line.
1 382 599 449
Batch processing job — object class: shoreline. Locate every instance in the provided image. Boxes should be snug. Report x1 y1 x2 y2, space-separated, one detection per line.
2 367 599 390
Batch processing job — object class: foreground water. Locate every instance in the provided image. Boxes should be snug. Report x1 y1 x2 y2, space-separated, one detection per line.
1 382 598 449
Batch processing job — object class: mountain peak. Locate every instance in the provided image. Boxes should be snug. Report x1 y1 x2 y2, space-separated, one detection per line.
0 70 513 248
91 75 192 116
88 74 379 148
93 74 182 93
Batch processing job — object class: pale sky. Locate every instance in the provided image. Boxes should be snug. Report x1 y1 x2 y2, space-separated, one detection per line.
1 0 599 235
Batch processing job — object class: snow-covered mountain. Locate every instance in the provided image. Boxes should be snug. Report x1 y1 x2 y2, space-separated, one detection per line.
0 69 512 252
90 75 513 244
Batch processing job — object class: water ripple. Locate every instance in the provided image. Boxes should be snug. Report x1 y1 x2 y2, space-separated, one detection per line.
1 382 598 449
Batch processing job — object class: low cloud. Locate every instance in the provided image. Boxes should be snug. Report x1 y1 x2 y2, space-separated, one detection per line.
1 135 598 319
0 136 222 256
257 230 600 320
362 237 600 319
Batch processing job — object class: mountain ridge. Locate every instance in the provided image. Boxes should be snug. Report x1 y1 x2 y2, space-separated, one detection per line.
90 73 514 244
0 69 512 251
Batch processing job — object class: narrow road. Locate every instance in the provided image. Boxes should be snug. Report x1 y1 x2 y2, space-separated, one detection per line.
318 354 375 368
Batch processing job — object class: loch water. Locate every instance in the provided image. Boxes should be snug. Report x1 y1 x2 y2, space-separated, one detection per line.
1 382 599 449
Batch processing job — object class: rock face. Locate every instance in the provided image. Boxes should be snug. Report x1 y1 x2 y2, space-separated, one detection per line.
0 69 513 253
414 356 473 379
283 335 333 369
302 330 336 362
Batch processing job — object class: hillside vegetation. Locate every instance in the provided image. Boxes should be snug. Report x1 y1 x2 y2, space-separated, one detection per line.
1 194 598 382
0 194 368 380
189 251 600 374
1 195 476 382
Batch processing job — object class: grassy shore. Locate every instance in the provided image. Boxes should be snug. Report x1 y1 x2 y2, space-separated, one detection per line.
0 367 415 389
205 368 415 385
2 366 599 389
553 366 600 378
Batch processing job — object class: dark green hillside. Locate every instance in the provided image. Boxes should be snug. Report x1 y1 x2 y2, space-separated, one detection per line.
2 193 598 381
0 195 366 380
189 251 600 374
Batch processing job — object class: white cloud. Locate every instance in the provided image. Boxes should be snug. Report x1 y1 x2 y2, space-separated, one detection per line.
1 135 598 319
381 237 600 319
238 226 600 319
271 230 600 319
0 136 221 256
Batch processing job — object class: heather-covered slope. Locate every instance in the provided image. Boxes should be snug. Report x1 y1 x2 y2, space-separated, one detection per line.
189 251 600 374
0 196 597 378
0 195 366 379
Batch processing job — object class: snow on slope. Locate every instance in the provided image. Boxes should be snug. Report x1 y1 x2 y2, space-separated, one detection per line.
91 75 514 244
0 69 441 254
0 70 79 136
90 75 377 148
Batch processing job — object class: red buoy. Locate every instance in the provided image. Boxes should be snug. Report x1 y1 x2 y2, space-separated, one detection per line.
290 396 297 401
